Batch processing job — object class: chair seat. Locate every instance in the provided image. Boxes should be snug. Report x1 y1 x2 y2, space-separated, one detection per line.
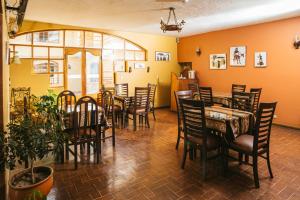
187 134 219 150
127 107 146 114
230 134 253 153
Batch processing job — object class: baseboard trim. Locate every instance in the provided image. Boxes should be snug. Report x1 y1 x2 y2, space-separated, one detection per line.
273 123 300 130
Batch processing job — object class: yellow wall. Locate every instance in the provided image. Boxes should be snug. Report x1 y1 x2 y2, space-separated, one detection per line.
10 21 180 107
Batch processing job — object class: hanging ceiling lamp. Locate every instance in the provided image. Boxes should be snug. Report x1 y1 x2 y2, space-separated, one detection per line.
160 7 185 33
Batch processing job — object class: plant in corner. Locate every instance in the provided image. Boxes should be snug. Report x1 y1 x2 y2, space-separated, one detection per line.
1 91 65 200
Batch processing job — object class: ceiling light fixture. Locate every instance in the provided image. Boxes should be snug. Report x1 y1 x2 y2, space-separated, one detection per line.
160 7 185 33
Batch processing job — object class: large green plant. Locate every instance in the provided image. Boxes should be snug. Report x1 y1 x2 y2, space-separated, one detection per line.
1 91 65 184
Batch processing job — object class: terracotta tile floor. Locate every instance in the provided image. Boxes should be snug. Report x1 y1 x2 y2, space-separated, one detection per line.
48 109 300 200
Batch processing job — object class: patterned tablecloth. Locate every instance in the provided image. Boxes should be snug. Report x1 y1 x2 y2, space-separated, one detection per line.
213 92 232 107
205 106 252 137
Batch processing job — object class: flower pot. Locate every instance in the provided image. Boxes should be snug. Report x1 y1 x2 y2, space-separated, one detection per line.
9 166 53 200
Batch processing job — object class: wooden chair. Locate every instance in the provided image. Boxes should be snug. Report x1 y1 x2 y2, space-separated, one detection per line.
148 83 157 120
250 88 262 115
127 87 150 131
100 90 116 146
232 84 246 93
232 92 255 113
115 83 128 97
188 83 199 97
103 86 115 95
227 102 277 188
199 87 213 107
174 90 193 150
179 99 220 179
66 96 100 170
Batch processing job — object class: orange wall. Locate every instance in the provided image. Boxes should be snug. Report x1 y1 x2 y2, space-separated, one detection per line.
178 17 300 128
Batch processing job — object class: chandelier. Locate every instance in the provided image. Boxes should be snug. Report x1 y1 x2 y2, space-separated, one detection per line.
160 7 185 33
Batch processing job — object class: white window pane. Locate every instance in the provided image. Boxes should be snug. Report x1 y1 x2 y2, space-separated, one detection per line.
114 50 124 60
33 47 48 58
85 32 102 48
102 49 113 60
125 51 134 60
50 60 63 73
33 31 63 46
33 60 48 73
114 61 125 72
86 52 100 94
125 41 141 50
15 46 32 58
103 35 124 50
67 52 82 95
10 33 32 45
135 51 145 61
65 31 84 47
50 74 64 87
50 48 63 59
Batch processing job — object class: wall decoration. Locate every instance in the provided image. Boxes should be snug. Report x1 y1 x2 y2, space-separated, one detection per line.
155 51 170 61
254 52 267 67
114 60 125 72
230 46 246 66
209 54 226 70
134 62 145 69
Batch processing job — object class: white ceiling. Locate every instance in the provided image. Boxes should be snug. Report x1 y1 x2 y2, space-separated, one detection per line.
24 0 300 37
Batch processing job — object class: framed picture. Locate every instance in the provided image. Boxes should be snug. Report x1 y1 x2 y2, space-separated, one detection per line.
155 51 170 61
134 62 145 69
230 46 246 66
114 60 125 72
254 52 267 67
210 54 226 70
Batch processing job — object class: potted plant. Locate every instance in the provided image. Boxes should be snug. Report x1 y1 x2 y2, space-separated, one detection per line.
1 91 65 200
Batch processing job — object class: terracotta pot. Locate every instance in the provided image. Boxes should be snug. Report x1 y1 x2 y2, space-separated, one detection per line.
9 166 53 200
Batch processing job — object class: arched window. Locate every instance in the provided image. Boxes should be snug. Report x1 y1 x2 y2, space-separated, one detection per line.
9 29 147 94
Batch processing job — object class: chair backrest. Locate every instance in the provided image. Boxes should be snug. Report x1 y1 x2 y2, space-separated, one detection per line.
134 87 150 112
73 96 99 139
103 86 115 95
96 89 104 108
250 88 262 115
232 92 255 112
11 87 31 111
174 90 193 125
232 84 246 93
147 83 157 105
253 102 277 153
188 83 199 94
199 87 213 107
57 90 77 113
179 99 208 143
115 83 128 97
101 90 114 118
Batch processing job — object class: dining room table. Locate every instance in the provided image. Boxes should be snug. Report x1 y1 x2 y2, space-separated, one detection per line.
114 95 135 128
212 91 232 107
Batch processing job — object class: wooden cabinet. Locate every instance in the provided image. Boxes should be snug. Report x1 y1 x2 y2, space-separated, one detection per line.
170 72 198 111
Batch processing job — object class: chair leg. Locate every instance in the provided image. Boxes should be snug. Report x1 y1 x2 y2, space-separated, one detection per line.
74 143 78 170
146 114 150 128
176 128 181 150
152 108 156 121
181 142 188 169
239 153 243 165
201 147 207 180
133 113 137 131
189 145 194 160
96 140 100 164
245 155 249 163
267 151 273 178
253 155 260 188
66 141 69 160
102 129 106 143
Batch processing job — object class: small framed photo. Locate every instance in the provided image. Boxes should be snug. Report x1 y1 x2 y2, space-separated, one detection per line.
254 52 267 67
134 62 145 69
155 51 170 61
230 46 246 66
210 54 226 70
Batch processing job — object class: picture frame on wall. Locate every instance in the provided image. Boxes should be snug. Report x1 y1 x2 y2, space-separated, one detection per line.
134 62 145 69
155 51 170 61
209 54 227 70
254 51 267 67
230 46 246 66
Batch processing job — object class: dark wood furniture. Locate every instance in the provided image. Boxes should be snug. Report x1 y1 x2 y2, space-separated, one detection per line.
174 90 193 150
65 96 101 169
127 87 150 131
188 82 199 97
115 83 128 97
170 72 198 111
199 87 213 107
148 83 157 120
232 84 246 93
250 88 262 115
227 102 277 188
179 99 220 179
232 92 255 113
